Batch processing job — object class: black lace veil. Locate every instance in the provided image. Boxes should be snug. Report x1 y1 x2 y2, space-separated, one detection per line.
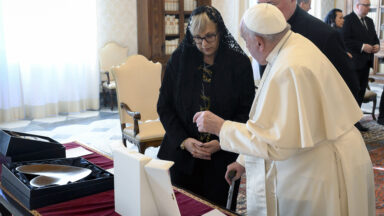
178 5 246 57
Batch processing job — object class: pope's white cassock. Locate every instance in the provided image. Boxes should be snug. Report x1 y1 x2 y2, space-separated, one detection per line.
219 30 375 216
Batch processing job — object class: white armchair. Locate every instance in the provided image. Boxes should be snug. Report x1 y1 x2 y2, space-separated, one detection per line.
99 42 129 110
112 55 165 153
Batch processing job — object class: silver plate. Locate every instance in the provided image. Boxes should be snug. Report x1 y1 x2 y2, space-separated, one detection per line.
16 164 92 187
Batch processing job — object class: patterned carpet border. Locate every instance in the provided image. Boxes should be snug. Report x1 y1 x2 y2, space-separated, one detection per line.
370 146 384 215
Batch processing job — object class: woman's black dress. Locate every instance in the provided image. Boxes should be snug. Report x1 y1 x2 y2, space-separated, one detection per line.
157 6 255 210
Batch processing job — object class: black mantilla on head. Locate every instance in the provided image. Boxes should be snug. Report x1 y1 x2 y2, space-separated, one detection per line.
179 5 246 56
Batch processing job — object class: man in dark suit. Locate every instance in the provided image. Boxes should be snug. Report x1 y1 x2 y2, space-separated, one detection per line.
257 0 361 127
342 0 380 130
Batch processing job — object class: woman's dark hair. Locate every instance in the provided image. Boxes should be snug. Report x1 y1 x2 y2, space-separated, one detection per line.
324 8 343 28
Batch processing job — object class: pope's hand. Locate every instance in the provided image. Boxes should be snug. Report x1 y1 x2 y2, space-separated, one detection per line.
193 111 224 136
225 162 245 185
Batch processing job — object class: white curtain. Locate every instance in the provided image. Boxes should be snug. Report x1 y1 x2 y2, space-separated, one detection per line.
0 0 99 123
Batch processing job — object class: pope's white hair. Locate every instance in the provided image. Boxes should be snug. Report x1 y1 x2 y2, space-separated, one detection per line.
241 18 291 42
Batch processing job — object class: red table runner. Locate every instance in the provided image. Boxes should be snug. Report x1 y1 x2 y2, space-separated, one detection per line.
35 142 226 216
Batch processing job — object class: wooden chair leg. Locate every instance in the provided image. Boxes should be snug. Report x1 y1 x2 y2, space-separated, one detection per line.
372 98 377 120
138 143 147 154
109 89 114 111
122 138 127 147
102 87 107 108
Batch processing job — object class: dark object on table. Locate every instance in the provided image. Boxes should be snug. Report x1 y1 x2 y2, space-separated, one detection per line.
1 157 113 209
0 130 65 162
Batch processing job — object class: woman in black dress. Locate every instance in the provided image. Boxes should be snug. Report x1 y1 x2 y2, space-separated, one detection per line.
157 6 255 210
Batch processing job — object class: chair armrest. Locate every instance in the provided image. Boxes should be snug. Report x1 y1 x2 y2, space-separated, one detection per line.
120 102 141 136
367 77 375 91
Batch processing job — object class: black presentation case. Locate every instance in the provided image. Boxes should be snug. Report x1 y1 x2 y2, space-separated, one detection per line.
0 130 66 162
1 157 114 209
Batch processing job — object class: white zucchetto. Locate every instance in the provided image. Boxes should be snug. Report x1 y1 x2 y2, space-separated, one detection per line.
243 3 287 35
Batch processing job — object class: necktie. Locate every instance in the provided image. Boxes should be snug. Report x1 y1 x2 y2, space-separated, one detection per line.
361 17 368 30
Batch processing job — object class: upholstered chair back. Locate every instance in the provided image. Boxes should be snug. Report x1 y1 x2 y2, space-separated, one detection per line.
99 42 129 82
112 55 162 125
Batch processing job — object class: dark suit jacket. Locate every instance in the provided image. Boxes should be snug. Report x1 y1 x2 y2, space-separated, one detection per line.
157 45 255 175
342 12 380 70
287 6 359 97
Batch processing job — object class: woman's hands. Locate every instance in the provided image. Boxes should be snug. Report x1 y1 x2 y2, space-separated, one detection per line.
182 111 224 160
202 140 221 154
182 138 221 160
183 138 211 160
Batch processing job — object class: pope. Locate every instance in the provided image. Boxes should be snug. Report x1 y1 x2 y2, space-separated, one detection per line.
193 3 375 216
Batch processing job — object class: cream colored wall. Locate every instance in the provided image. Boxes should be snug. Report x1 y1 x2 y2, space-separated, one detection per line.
212 0 248 51
320 0 347 19
212 0 240 39
321 0 334 19
335 0 345 11
96 0 137 56
321 0 347 19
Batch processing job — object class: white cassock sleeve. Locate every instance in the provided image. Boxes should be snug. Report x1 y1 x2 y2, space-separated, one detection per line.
220 64 361 161
236 154 245 167
221 120 300 161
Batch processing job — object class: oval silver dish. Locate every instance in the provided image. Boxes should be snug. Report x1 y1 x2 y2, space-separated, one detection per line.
16 164 92 187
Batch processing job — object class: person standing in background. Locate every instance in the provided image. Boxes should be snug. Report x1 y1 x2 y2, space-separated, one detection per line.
342 0 380 131
297 0 311 12
324 9 354 58
325 8 345 30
